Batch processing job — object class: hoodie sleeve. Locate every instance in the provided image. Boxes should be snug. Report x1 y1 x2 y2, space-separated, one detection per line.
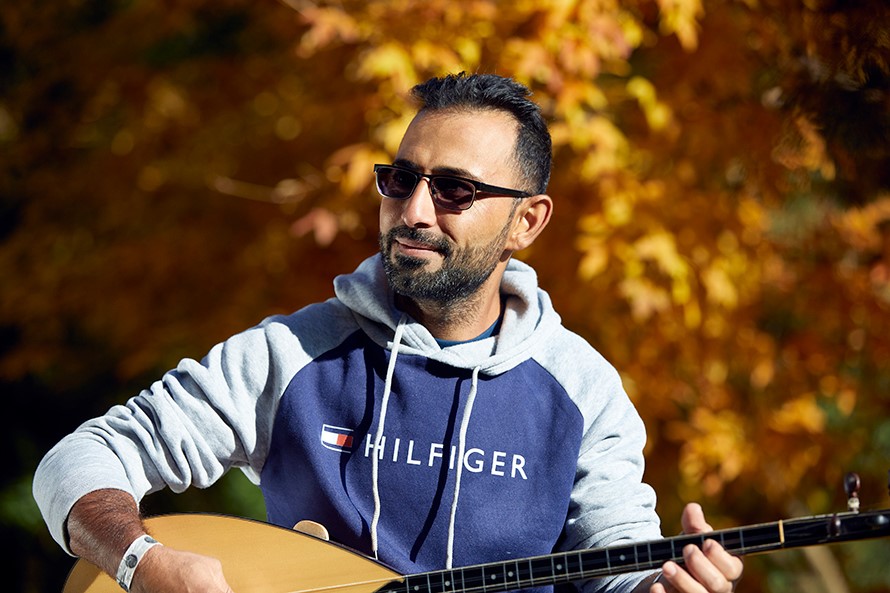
567 366 662 593
32 303 352 554
539 329 662 593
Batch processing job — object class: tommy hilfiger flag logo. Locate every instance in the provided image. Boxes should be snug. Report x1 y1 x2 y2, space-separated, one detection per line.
320 424 355 452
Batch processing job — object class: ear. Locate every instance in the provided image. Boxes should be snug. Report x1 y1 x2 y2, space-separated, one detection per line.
505 194 553 252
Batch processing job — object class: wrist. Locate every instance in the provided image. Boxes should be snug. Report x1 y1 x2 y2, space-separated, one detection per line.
115 534 162 592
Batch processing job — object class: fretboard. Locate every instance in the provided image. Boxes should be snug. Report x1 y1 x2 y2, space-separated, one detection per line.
377 508 890 593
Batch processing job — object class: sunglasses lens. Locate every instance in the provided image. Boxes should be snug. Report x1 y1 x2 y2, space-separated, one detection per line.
375 166 477 210
430 177 475 210
376 167 418 199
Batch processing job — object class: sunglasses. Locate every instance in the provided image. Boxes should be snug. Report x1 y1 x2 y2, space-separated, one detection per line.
373 164 530 211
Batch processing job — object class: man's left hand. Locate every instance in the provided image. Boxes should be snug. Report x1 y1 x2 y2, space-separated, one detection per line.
651 503 744 593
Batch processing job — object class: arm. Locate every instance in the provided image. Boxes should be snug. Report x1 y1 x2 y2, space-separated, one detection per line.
67 489 235 593
33 320 291 590
559 362 663 593
33 316 306 552
542 333 741 593
35 307 356 589
632 503 744 593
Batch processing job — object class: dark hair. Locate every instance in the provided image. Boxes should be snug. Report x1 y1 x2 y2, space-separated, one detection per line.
410 73 552 195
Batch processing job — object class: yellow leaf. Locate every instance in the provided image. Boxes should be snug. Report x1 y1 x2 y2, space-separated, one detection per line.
626 76 674 131
634 231 688 278
619 277 671 320
656 0 704 51
602 189 634 226
769 395 826 434
702 261 738 308
297 7 362 55
670 408 752 495
355 42 417 91
578 244 609 280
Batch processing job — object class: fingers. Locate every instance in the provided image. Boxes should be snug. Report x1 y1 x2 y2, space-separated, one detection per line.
652 540 744 593
701 539 744 584
652 503 744 593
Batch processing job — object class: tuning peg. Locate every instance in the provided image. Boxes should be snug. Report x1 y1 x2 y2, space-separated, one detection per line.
829 513 842 537
845 472 861 512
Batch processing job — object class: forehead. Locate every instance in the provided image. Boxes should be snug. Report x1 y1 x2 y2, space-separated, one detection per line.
395 108 520 182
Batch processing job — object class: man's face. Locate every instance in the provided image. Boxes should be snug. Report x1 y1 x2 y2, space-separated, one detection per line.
378 109 524 306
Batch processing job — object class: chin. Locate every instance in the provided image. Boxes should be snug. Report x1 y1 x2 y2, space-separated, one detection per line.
391 252 429 270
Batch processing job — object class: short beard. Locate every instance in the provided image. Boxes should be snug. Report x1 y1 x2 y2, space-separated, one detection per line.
379 216 514 309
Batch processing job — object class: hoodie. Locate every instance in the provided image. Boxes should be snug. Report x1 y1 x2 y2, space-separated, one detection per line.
33 254 661 593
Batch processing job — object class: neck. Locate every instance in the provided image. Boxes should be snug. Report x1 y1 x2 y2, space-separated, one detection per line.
396 281 503 342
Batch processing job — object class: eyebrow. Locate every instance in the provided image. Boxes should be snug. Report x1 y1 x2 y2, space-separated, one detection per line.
391 158 481 182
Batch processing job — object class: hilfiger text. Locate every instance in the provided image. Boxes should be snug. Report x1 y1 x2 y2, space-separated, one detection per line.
361 435 528 480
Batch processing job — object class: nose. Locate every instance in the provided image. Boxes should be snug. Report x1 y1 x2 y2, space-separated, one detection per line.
400 177 438 228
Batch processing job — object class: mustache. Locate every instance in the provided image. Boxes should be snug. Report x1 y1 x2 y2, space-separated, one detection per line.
384 226 453 256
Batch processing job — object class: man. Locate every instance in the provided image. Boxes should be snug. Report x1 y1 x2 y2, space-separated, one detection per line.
33 73 743 593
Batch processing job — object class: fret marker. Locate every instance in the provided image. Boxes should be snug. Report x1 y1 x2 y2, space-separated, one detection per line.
619 555 626 561
557 564 563 570
491 575 497 580
508 572 514 577
445 581 450 587
414 587 420 591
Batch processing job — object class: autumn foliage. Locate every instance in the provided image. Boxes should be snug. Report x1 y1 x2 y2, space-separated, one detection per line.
2 1 890 592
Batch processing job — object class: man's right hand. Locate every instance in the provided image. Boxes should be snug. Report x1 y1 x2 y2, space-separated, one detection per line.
132 546 235 593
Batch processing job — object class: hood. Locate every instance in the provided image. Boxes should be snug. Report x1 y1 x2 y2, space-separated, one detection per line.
333 254 562 375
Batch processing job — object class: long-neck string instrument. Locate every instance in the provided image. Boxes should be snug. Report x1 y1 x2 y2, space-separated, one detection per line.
63 472 890 593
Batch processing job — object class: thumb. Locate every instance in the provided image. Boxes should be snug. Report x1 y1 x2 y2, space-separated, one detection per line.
680 502 713 534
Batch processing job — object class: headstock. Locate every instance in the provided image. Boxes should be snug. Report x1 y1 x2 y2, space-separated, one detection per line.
828 471 889 537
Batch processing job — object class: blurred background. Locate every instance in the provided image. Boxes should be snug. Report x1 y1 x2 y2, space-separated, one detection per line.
2 1 889 592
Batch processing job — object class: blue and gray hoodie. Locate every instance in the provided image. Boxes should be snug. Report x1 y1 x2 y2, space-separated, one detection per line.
33 255 661 593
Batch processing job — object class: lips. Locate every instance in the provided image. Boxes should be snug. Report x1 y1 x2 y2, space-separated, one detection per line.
386 226 452 258
396 238 439 254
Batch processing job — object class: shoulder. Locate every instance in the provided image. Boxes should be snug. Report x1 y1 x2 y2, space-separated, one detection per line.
259 298 356 344
201 298 360 378
532 326 624 398
530 326 641 432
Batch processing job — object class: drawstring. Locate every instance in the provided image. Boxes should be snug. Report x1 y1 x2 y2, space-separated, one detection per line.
370 314 407 560
369 314 481 570
446 365 480 569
